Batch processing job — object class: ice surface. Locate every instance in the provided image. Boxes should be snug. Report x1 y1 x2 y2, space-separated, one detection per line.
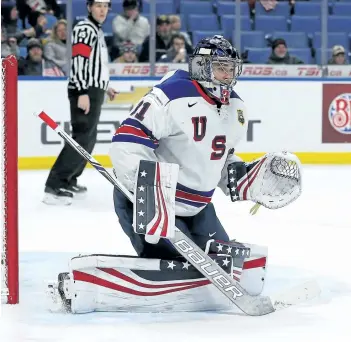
1 165 351 342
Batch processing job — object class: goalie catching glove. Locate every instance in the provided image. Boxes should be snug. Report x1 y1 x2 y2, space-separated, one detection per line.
227 151 302 211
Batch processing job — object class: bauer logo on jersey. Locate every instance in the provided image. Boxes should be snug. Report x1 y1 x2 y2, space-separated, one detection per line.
328 93 351 134
237 109 245 125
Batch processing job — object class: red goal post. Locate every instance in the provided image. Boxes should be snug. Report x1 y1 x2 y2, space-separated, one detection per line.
1 55 19 304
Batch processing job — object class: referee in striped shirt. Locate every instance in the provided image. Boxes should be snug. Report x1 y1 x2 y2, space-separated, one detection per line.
44 0 118 205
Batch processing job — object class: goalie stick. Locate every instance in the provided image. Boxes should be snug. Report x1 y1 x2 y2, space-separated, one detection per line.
35 111 320 316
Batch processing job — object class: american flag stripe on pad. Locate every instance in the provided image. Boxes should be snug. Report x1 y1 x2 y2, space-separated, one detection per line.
73 269 210 296
175 183 215 208
112 118 159 149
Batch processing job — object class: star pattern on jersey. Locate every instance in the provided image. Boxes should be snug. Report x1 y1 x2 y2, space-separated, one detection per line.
138 185 145 192
138 197 145 204
138 222 145 230
228 168 234 174
140 170 147 177
138 210 145 217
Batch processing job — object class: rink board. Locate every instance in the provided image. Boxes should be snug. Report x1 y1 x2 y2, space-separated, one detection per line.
18 78 351 169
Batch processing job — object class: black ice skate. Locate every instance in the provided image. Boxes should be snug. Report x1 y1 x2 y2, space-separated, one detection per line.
66 184 87 199
58 272 72 312
47 272 72 313
48 272 72 312
43 186 73 205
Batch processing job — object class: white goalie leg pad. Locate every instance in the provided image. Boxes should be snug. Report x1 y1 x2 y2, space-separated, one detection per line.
67 254 234 313
241 243 268 296
133 160 179 241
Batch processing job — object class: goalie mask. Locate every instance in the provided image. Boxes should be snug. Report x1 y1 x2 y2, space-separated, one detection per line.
189 35 242 104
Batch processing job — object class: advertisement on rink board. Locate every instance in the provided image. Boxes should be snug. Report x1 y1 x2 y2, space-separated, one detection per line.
18 75 351 170
322 84 351 143
108 63 351 78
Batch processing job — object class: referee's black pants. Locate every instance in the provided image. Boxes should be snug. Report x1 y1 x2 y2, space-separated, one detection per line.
45 87 105 189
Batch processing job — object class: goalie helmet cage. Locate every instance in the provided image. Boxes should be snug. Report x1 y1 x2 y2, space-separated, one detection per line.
1 55 19 304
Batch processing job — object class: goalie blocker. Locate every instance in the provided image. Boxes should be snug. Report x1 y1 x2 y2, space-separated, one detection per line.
114 160 235 259
133 160 179 242
49 241 268 314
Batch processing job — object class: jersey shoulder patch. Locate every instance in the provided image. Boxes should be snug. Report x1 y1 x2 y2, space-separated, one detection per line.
155 70 200 102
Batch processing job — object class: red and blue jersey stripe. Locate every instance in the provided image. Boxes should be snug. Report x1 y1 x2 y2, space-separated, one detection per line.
175 183 215 208
112 118 159 149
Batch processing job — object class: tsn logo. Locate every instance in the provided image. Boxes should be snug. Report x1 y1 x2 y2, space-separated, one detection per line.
174 239 244 300
242 66 322 77
296 67 321 76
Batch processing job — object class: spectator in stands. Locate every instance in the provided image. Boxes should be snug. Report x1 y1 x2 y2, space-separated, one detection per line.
328 45 348 65
16 0 60 28
159 34 188 63
240 50 252 64
114 40 138 63
2 4 22 36
29 11 52 38
168 15 191 47
1 25 20 58
43 19 68 75
18 37 64 76
258 0 278 12
139 15 172 62
267 38 304 64
289 0 298 16
112 0 150 47
2 4 36 43
251 0 295 15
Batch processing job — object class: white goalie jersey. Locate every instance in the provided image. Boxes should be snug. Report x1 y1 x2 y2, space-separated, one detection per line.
109 70 248 216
